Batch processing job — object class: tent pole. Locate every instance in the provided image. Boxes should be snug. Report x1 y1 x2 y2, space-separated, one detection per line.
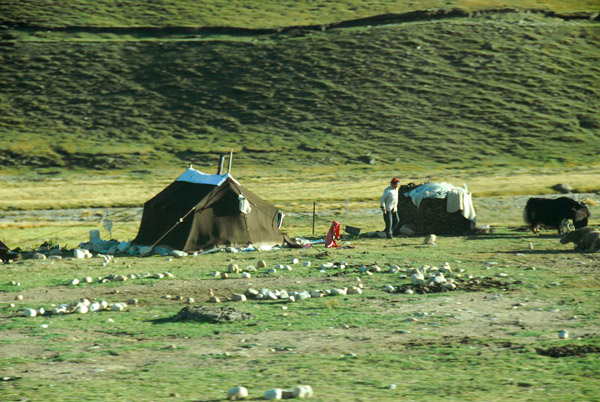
312 201 316 235
227 149 233 174
218 154 225 175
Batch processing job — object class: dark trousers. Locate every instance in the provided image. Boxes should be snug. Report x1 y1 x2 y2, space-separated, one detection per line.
383 210 399 237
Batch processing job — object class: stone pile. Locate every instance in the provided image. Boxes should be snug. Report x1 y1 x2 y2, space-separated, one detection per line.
227 384 313 400
384 262 516 294
22 297 133 317
242 283 363 303
67 271 175 286
385 262 466 293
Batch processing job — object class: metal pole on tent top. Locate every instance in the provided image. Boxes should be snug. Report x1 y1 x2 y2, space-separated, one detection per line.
218 155 225 175
312 201 316 235
227 149 233 174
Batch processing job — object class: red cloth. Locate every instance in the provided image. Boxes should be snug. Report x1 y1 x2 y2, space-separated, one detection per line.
325 221 341 248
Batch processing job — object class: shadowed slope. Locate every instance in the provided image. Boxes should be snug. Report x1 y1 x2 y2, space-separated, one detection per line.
1 9 599 170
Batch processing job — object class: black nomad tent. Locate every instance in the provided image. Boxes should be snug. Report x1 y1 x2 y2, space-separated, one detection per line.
132 168 285 251
396 182 477 236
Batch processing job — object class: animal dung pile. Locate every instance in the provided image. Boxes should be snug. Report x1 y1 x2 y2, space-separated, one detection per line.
536 344 600 358
172 306 253 323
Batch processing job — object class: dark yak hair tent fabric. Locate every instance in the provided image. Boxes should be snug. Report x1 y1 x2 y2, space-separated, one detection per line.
133 168 284 251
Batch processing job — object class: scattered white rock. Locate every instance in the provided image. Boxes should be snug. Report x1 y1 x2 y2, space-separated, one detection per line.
257 260 267 268
410 272 425 286
233 294 247 302
170 250 187 258
74 303 89 314
293 385 314 398
291 258 299 264
23 308 37 317
385 285 396 293
73 249 87 258
242 272 252 279
424 234 436 244
443 283 457 290
69 278 80 286
245 288 259 298
558 330 569 339
370 265 381 273
347 286 362 295
405 289 414 295
303 261 311 267
264 388 283 400
296 291 311 301
329 288 347 296
227 386 249 400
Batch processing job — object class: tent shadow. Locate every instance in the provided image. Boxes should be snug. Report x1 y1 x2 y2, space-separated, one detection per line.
192 398 264 402
148 316 180 325
498 249 577 255
464 232 562 241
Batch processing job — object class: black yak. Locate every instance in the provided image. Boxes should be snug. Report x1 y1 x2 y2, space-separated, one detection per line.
560 227 600 252
523 197 590 234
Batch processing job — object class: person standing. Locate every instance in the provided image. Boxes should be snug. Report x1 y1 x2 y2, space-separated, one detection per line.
380 178 400 239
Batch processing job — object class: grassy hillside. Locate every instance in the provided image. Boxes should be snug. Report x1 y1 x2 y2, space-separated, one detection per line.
1 3 599 173
3 0 599 28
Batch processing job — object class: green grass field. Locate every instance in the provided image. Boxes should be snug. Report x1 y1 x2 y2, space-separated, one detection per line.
1 230 600 401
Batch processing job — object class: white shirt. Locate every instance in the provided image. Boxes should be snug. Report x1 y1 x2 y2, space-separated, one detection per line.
380 185 399 212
